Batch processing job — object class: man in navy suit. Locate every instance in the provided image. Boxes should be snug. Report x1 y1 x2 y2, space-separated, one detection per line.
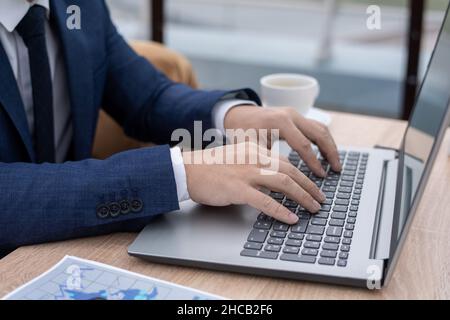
0 0 341 256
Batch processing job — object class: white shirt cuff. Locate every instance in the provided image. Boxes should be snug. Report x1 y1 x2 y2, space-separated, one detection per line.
170 146 190 202
170 99 257 203
212 99 257 135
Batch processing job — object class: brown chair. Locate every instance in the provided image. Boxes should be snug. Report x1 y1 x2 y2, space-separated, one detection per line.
92 40 199 159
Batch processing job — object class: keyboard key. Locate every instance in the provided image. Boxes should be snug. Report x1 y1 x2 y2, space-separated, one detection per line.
324 236 340 244
329 219 345 227
285 239 302 247
315 211 330 219
257 213 274 222
267 237 284 245
323 198 333 205
297 212 311 219
244 242 263 250
273 222 289 232
335 199 349 206
288 233 304 240
320 250 337 258
306 225 325 235
248 229 268 243
240 250 278 260
289 152 300 160
320 205 332 212
318 257 336 266
304 241 320 249
337 193 351 199
311 218 327 226
340 181 353 187
326 226 343 237
343 230 353 238
283 246 300 254
265 244 281 252
253 221 272 230
333 205 348 212
342 238 352 245
270 231 287 238
340 245 351 252
339 252 349 259
301 248 319 256
331 212 346 220
347 217 356 224
322 243 339 251
338 187 352 193
270 192 284 200
280 253 316 264
258 251 279 259
324 192 335 199
337 260 347 267
284 200 298 208
300 169 311 175
350 206 359 211
345 224 355 230
240 249 258 257
322 186 336 192
348 211 357 218
290 158 300 166
291 219 308 233
306 235 322 242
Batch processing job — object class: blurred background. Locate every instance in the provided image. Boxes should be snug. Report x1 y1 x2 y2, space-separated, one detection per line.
105 0 449 119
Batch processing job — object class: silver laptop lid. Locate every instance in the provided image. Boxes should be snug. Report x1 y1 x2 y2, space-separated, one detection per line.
385 4 450 282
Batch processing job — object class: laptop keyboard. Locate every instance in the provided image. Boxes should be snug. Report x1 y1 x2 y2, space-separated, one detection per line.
240 150 369 267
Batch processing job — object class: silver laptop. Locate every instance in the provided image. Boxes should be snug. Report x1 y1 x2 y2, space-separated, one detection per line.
129 5 450 288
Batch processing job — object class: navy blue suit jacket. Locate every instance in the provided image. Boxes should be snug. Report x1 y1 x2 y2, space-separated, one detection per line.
0 0 259 255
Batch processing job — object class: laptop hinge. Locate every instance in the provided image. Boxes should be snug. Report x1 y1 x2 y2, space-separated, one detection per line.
369 159 398 260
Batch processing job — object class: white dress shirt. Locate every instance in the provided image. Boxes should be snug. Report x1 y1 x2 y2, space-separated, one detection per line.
0 0 255 202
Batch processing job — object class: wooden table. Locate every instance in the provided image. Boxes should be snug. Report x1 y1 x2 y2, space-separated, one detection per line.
1 112 449 299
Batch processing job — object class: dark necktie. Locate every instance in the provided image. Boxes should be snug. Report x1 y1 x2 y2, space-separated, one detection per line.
16 5 55 163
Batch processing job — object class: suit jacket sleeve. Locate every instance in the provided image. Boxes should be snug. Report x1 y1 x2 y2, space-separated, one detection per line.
0 145 179 255
99 1 260 145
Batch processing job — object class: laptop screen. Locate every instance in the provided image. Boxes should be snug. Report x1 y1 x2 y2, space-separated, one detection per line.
389 6 450 262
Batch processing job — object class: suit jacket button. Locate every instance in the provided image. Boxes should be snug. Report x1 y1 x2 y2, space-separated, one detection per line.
109 202 121 217
96 204 110 219
131 199 143 213
119 199 131 214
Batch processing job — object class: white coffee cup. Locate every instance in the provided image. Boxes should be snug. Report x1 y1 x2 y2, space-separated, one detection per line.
260 73 320 115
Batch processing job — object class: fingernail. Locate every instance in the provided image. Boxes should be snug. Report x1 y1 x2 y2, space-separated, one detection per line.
288 213 299 224
313 200 321 212
319 192 326 202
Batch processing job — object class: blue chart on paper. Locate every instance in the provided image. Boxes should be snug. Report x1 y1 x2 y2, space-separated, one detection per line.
3 256 221 300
